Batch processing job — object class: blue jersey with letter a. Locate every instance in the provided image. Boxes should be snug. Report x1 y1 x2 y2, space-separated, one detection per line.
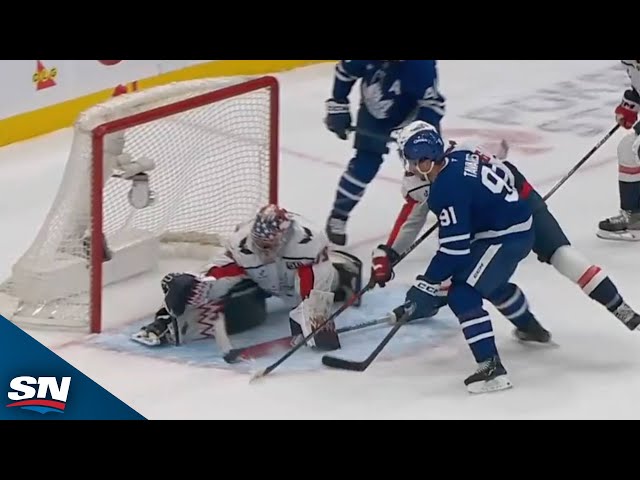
332 60 446 130
424 149 533 283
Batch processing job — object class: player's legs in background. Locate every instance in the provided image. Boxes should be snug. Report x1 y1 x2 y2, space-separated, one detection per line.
598 130 640 241
526 189 640 330
325 107 390 246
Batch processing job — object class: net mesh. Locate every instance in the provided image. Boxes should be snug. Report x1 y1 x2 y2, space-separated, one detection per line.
0 76 277 331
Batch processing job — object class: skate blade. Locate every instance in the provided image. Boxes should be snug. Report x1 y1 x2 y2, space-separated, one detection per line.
513 330 559 348
130 331 162 347
596 230 640 242
467 375 513 395
515 337 560 348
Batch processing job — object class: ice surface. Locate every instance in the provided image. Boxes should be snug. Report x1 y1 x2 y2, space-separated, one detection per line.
1 60 639 419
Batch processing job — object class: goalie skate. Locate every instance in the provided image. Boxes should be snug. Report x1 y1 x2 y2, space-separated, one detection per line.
131 308 179 347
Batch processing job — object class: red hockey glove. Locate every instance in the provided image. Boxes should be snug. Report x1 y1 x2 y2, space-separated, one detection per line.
371 244 400 288
615 90 640 129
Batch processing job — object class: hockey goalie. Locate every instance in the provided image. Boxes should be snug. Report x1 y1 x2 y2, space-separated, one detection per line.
131 204 363 357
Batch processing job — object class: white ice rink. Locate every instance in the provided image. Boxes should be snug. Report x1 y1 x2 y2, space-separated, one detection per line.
2 60 640 419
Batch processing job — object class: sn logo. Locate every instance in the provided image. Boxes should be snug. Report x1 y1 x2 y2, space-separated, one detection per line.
6 376 71 415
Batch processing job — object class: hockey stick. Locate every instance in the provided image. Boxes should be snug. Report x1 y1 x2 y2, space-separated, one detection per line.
223 314 393 364
320 126 622 372
321 302 416 372
542 124 620 202
249 221 439 382
322 124 620 372
347 126 397 144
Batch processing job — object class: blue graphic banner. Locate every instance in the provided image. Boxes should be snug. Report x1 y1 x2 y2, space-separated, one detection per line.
0 315 145 420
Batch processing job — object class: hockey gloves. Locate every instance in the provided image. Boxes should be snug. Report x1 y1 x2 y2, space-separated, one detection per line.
325 98 352 140
616 89 640 129
371 244 400 287
400 275 445 322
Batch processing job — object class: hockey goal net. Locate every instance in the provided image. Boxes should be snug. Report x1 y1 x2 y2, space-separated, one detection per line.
0 75 279 334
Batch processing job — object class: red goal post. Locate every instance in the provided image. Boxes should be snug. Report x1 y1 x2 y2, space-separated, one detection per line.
0 75 279 334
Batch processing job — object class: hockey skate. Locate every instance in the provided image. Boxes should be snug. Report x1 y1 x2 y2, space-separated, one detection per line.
131 308 179 347
326 216 348 246
613 302 640 331
597 210 640 241
464 355 513 394
513 317 553 345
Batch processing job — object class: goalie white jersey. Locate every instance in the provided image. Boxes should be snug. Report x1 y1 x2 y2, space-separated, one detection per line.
203 212 336 306
132 207 363 354
622 60 640 94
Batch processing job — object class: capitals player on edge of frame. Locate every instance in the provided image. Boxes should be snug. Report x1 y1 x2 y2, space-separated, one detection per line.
131 204 363 359
323 60 446 246
598 60 640 241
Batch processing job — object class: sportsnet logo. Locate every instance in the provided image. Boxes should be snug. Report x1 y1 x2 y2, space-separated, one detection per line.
6 376 71 414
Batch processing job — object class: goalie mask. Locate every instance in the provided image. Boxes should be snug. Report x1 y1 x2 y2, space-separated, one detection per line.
250 204 293 261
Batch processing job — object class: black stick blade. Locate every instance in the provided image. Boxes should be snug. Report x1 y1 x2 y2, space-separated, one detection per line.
321 354 368 371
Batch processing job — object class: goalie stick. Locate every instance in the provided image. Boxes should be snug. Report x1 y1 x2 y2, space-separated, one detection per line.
321 125 621 372
223 314 393 363
249 221 440 382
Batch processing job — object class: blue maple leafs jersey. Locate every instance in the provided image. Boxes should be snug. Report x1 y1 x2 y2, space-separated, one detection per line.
332 60 446 130
424 148 533 283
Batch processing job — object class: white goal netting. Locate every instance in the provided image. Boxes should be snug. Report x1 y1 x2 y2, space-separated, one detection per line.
0 76 278 332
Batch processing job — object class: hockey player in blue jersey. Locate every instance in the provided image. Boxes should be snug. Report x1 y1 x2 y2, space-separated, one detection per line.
323 60 446 246
389 121 550 394
374 134 640 334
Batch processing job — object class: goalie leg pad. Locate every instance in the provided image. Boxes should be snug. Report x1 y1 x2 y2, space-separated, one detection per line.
330 250 363 306
173 302 234 353
289 289 341 351
131 302 234 353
